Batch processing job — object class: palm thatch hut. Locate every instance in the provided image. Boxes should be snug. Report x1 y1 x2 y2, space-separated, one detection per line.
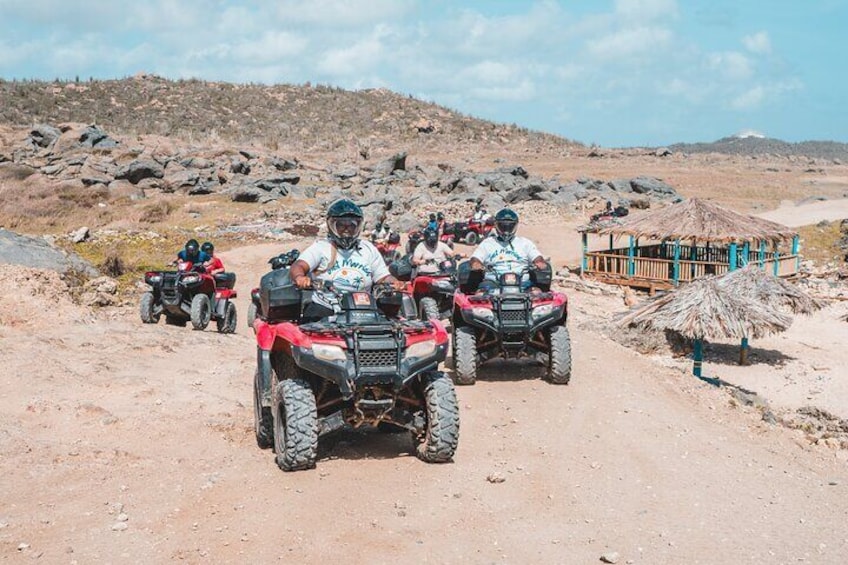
618 275 793 376
715 265 823 363
580 199 800 293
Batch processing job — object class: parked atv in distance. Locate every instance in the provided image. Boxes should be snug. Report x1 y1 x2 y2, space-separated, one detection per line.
252 268 459 472
451 263 571 386
410 257 459 322
140 260 238 333
247 249 300 331
442 216 494 245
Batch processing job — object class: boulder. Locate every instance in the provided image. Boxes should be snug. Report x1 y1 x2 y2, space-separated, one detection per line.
630 176 678 197
0 228 97 275
29 125 62 148
266 156 298 171
78 125 118 148
504 183 545 203
495 165 528 179
180 157 214 169
115 160 165 185
607 178 633 193
70 227 90 243
371 152 407 176
230 159 251 175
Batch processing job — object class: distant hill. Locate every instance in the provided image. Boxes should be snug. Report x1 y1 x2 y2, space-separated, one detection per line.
667 136 848 161
0 76 580 153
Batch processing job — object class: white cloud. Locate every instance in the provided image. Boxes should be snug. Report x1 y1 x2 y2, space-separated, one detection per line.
614 0 679 22
317 34 386 77
273 0 416 28
586 25 672 60
706 51 752 81
231 31 309 65
731 85 765 109
742 31 771 54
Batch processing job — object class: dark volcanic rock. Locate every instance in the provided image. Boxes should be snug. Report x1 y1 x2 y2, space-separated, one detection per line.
78 125 118 148
0 228 97 275
115 160 165 185
29 124 62 148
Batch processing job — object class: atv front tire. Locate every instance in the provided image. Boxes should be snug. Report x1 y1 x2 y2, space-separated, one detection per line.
217 302 237 334
464 232 479 246
139 292 160 324
190 294 211 330
253 368 274 449
419 297 440 321
545 325 572 384
246 302 258 331
273 378 318 471
416 372 459 463
452 326 477 385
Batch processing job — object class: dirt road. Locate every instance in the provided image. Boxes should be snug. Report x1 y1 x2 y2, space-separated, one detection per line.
2 241 847 564
758 198 848 227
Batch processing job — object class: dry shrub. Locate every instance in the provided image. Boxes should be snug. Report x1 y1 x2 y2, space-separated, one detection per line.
139 200 174 223
101 251 125 277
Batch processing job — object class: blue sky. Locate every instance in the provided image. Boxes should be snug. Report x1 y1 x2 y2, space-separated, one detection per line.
0 0 844 147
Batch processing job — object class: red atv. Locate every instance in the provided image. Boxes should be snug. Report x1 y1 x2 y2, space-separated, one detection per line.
375 232 403 264
450 264 571 385
251 270 459 471
140 260 238 332
409 257 459 322
442 216 494 245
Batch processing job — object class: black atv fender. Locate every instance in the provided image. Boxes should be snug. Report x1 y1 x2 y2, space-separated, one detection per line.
257 347 273 403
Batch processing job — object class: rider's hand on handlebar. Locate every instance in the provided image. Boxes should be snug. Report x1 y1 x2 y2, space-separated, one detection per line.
294 275 313 289
391 280 407 292
532 258 549 270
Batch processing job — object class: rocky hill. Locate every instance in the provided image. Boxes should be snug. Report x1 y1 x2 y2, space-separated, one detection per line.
0 75 579 153
667 136 848 161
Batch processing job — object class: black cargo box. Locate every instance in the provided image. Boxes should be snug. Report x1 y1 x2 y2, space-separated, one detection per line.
457 260 483 294
529 265 552 292
259 268 302 321
389 255 414 281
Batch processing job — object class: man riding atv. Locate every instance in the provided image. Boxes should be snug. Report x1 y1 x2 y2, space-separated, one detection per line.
412 228 454 276
176 238 210 265
469 208 548 291
289 199 405 321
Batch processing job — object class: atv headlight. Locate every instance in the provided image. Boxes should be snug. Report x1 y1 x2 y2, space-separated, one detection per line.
312 343 347 362
470 307 494 321
146 274 162 284
532 304 558 321
406 339 436 359
432 279 453 289
181 274 201 285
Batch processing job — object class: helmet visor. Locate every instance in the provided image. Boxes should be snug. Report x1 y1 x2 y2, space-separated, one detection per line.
495 219 517 237
329 217 362 239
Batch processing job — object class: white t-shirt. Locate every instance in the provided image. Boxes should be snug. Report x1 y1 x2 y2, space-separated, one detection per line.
298 239 390 291
471 236 542 277
413 241 453 274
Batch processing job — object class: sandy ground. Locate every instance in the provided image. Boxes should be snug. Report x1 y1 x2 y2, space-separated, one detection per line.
758 198 848 227
2 223 848 564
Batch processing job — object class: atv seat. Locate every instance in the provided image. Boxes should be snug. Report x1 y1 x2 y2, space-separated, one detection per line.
214 272 237 289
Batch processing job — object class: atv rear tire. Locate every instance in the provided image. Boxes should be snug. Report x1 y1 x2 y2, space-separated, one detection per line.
273 378 318 471
253 368 274 449
217 302 237 334
419 297 440 321
452 326 477 385
464 232 479 246
416 372 459 463
139 292 159 324
190 294 211 330
247 302 258 331
545 325 572 384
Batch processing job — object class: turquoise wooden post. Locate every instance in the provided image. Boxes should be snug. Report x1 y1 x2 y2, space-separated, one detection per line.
759 240 766 270
740 337 749 365
792 235 800 272
729 242 738 271
627 236 635 277
673 239 681 285
773 243 780 276
581 232 588 274
693 339 703 377
689 243 697 279
741 241 750 266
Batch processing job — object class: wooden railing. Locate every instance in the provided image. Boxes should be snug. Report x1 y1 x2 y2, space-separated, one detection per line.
585 250 798 283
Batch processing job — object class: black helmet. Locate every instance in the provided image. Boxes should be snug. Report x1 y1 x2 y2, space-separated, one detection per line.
200 241 214 255
429 213 436 221
326 199 364 250
388 232 400 244
185 239 200 257
424 228 438 246
494 208 519 243
437 212 444 221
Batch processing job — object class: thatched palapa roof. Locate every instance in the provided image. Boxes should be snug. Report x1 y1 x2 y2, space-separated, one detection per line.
584 199 797 244
618 275 792 340
716 265 823 315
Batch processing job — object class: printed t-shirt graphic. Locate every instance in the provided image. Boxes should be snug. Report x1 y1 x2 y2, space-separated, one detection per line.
298 239 390 291
471 237 542 278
